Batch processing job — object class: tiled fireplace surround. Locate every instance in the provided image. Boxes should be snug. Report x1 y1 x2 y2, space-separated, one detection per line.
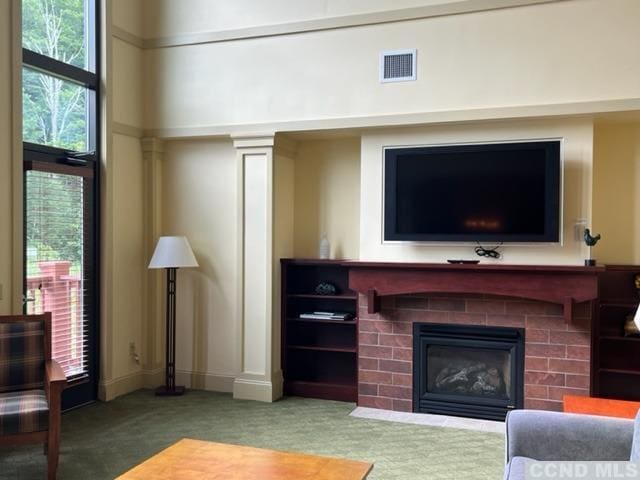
357 293 592 413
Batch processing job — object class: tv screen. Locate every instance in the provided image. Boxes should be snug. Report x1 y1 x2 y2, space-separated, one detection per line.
383 141 561 243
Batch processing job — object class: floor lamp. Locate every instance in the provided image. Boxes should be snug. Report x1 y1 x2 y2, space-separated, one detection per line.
148 236 199 396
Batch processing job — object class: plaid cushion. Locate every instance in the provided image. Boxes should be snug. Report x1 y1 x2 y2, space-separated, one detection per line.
0 389 48 434
0 320 45 393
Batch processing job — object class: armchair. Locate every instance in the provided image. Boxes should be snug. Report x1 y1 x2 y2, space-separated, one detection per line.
0 313 67 480
504 409 639 480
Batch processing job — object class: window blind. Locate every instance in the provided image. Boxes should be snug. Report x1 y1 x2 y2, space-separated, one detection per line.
25 168 91 380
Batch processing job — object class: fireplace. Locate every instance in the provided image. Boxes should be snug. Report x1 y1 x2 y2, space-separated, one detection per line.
413 323 524 421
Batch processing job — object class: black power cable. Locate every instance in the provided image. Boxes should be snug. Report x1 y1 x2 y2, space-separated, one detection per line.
474 242 503 259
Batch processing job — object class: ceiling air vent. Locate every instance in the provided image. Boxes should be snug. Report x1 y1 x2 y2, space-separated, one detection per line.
380 49 417 83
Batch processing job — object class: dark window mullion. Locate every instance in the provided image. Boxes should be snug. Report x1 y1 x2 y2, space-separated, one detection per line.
23 48 97 89
24 141 95 159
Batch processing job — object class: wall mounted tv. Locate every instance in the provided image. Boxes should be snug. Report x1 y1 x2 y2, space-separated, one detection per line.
383 140 561 243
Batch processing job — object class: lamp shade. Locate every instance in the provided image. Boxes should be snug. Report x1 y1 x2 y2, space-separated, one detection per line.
148 236 199 269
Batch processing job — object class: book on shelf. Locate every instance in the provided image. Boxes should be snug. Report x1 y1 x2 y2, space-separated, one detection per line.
299 311 353 321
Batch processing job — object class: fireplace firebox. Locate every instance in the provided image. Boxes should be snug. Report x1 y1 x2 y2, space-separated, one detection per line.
413 323 524 421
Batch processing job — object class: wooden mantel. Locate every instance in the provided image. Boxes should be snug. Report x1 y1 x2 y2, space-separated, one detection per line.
346 262 603 323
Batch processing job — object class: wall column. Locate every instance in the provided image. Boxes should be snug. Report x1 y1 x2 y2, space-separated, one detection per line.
232 134 282 402
141 137 165 387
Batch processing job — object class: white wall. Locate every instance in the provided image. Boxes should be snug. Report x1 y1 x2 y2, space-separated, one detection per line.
143 0 640 131
3 0 636 403
99 0 149 399
141 0 465 38
162 139 240 391
360 119 594 264
142 0 640 400
110 134 145 381
293 137 361 259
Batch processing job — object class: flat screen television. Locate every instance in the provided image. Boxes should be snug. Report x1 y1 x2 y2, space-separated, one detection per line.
383 140 561 243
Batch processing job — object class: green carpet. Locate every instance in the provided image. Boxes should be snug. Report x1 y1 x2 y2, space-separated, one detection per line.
0 390 505 479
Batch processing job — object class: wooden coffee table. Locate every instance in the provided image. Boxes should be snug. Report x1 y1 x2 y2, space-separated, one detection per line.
117 438 373 479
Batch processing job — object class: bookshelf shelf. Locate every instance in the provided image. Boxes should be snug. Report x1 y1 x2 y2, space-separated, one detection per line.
281 259 358 402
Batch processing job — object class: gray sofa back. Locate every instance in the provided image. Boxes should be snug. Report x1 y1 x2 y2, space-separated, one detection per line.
632 411 640 461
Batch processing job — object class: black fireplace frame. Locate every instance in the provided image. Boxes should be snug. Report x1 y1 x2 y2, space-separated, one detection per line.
413 323 524 421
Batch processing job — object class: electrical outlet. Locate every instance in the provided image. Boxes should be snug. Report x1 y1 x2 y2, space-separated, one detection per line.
574 219 587 242
129 341 140 364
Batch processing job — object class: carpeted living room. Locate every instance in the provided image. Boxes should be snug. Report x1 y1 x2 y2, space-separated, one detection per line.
1 0 640 479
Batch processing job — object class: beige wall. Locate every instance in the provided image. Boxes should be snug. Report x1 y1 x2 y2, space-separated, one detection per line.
360 119 594 264
0 0 14 315
140 0 465 38
142 0 640 400
143 0 640 131
293 137 361 259
112 37 143 129
99 0 149 399
112 0 143 38
592 122 640 264
161 139 240 391
154 136 359 391
4 0 640 402
273 150 295 381
109 134 145 380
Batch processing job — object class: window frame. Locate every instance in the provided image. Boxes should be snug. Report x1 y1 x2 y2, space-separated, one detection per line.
21 0 101 409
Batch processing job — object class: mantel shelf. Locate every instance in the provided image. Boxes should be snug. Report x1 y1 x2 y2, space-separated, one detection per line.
347 262 603 323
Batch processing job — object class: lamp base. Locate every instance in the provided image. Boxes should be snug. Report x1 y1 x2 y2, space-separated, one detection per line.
155 385 186 396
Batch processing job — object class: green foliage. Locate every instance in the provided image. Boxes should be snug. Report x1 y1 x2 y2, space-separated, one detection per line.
26 171 84 275
22 0 88 277
22 0 87 151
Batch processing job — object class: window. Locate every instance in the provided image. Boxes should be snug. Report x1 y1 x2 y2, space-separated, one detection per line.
22 0 99 408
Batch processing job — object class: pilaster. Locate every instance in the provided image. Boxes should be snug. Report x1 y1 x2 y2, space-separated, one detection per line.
231 133 283 402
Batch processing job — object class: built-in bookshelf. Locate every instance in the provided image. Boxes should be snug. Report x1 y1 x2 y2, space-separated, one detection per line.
281 259 358 402
592 265 640 400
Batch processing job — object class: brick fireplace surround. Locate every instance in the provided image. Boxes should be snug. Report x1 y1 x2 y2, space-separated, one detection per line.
357 293 592 413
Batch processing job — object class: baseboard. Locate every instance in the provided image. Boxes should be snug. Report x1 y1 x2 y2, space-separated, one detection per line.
98 367 164 401
175 370 235 393
272 369 284 399
98 370 144 401
141 368 164 389
99 369 281 401
233 370 283 402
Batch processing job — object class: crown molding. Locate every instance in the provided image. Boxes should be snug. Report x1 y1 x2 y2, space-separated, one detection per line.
120 0 566 50
112 121 144 138
143 98 640 140
141 137 165 153
231 134 276 149
111 25 145 49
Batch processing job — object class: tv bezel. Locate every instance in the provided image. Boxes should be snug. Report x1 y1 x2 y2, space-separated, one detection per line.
383 140 562 244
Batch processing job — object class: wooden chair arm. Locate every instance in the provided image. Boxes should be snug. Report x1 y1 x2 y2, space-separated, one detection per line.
45 360 67 401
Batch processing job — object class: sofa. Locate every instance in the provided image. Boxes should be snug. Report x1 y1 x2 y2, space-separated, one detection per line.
504 409 640 480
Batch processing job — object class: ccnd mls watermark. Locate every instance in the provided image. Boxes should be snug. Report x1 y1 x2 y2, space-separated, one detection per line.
526 461 640 479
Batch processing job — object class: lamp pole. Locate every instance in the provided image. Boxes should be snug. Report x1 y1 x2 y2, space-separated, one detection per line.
157 267 184 395
148 236 198 397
